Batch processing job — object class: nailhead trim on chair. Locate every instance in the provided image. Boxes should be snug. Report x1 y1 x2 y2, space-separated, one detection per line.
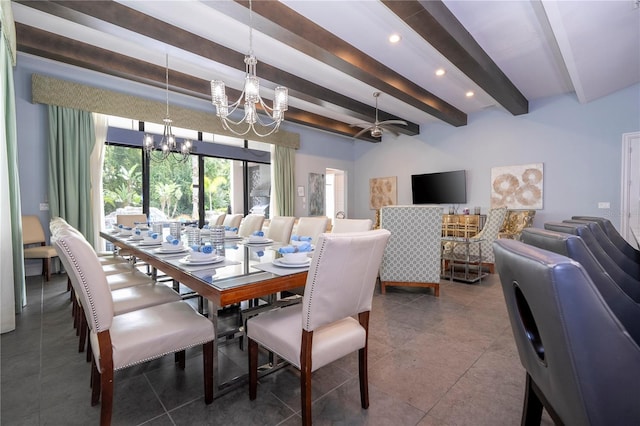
303 236 328 331
58 238 103 333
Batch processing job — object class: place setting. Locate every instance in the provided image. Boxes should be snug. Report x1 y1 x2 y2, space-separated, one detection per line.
242 230 273 246
152 239 189 255
252 241 313 275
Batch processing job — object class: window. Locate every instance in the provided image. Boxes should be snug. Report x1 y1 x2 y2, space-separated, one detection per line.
101 116 271 228
102 144 143 228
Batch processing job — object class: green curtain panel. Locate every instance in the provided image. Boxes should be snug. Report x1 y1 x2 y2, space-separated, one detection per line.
273 145 295 216
1 21 25 321
48 106 96 245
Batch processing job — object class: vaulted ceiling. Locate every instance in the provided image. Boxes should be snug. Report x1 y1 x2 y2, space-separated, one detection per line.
11 0 640 142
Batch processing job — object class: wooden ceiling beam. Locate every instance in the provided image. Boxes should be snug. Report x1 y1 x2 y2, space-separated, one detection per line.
383 0 529 116
226 0 467 127
20 0 418 137
16 23 381 143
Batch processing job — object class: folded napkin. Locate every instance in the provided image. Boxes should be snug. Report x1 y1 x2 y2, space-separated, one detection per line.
278 242 312 254
291 235 312 242
190 243 214 254
225 226 239 232
146 231 160 239
134 228 142 236
118 225 132 230
252 230 265 237
165 235 180 245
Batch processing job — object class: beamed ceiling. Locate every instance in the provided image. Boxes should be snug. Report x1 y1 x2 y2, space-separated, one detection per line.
11 0 640 142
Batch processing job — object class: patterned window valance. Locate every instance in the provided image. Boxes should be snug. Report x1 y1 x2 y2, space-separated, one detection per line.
31 74 300 149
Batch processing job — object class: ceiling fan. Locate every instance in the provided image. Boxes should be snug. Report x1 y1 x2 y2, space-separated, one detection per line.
350 92 408 140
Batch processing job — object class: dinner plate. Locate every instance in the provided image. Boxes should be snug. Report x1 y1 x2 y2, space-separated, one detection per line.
179 255 224 266
127 236 144 241
245 238 273 245
137 240 162 246
153 247 188 254
273 258 311 268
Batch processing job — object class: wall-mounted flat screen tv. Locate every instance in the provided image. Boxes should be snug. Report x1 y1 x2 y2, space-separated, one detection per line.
411 170 467 204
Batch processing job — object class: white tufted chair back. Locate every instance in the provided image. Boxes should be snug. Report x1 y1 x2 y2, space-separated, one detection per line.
301 229 390 331
55 233 114 333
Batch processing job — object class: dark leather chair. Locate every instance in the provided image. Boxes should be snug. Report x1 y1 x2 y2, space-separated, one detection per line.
544 221 640 284
572 216 640 263
493 239 640 425
564 219 640 271
521 228 640 344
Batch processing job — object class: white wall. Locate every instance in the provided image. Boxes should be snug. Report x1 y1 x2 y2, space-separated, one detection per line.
353 85 640 228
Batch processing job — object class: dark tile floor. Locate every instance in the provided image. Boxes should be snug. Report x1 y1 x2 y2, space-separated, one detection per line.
1 273 553 425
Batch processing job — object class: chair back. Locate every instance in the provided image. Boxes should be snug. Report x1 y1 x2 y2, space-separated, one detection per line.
207 213 226 226
294 217 330 243
571 216 640 262
476 207 507 240
116 214 147 228
55 233 114 332
302 229 390 331
49 216 69 235
521 228 640 343
266 216 296 244
223 214 243 229
22 215 46 245
331 218 372 233
379 205 442 283
238 214 266 237
493 239 640 425
545 221 640 282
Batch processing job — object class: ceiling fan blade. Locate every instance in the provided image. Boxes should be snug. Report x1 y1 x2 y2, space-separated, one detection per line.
378 119 408 126
349 122 375 128
379 124 402 137
353 127 374 139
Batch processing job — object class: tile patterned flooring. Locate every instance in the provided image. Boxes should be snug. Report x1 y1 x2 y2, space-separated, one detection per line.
1 274 554 425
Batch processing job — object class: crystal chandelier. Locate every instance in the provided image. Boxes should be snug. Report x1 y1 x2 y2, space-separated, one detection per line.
210 0 288 137
143 54 192 162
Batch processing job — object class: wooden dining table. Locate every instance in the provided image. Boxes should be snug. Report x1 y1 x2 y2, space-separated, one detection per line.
100 230 308 398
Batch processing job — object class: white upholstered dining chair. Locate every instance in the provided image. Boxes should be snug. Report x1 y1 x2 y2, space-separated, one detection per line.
266 216 296 244
293 216 330 243
55 232 215 426
238 214 266 237
222 213 243 229
247 229 391 425
331 218 373 233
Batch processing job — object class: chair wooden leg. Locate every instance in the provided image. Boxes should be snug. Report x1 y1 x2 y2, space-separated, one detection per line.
78 314 87 353
91 357 101 405
300 330 313 426
42 258 51 281
522 373 543 426
249 338 258 400
175 350 186 369
203 341 214 404
380 281 386 294
358 312 370 409
98 331 114 426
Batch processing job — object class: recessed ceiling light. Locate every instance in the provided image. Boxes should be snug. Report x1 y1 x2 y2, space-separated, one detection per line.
389 33 401 43
466 91 475 98
435 68 446 76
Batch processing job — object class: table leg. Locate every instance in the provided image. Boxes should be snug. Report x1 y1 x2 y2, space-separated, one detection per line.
208 299 220 395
